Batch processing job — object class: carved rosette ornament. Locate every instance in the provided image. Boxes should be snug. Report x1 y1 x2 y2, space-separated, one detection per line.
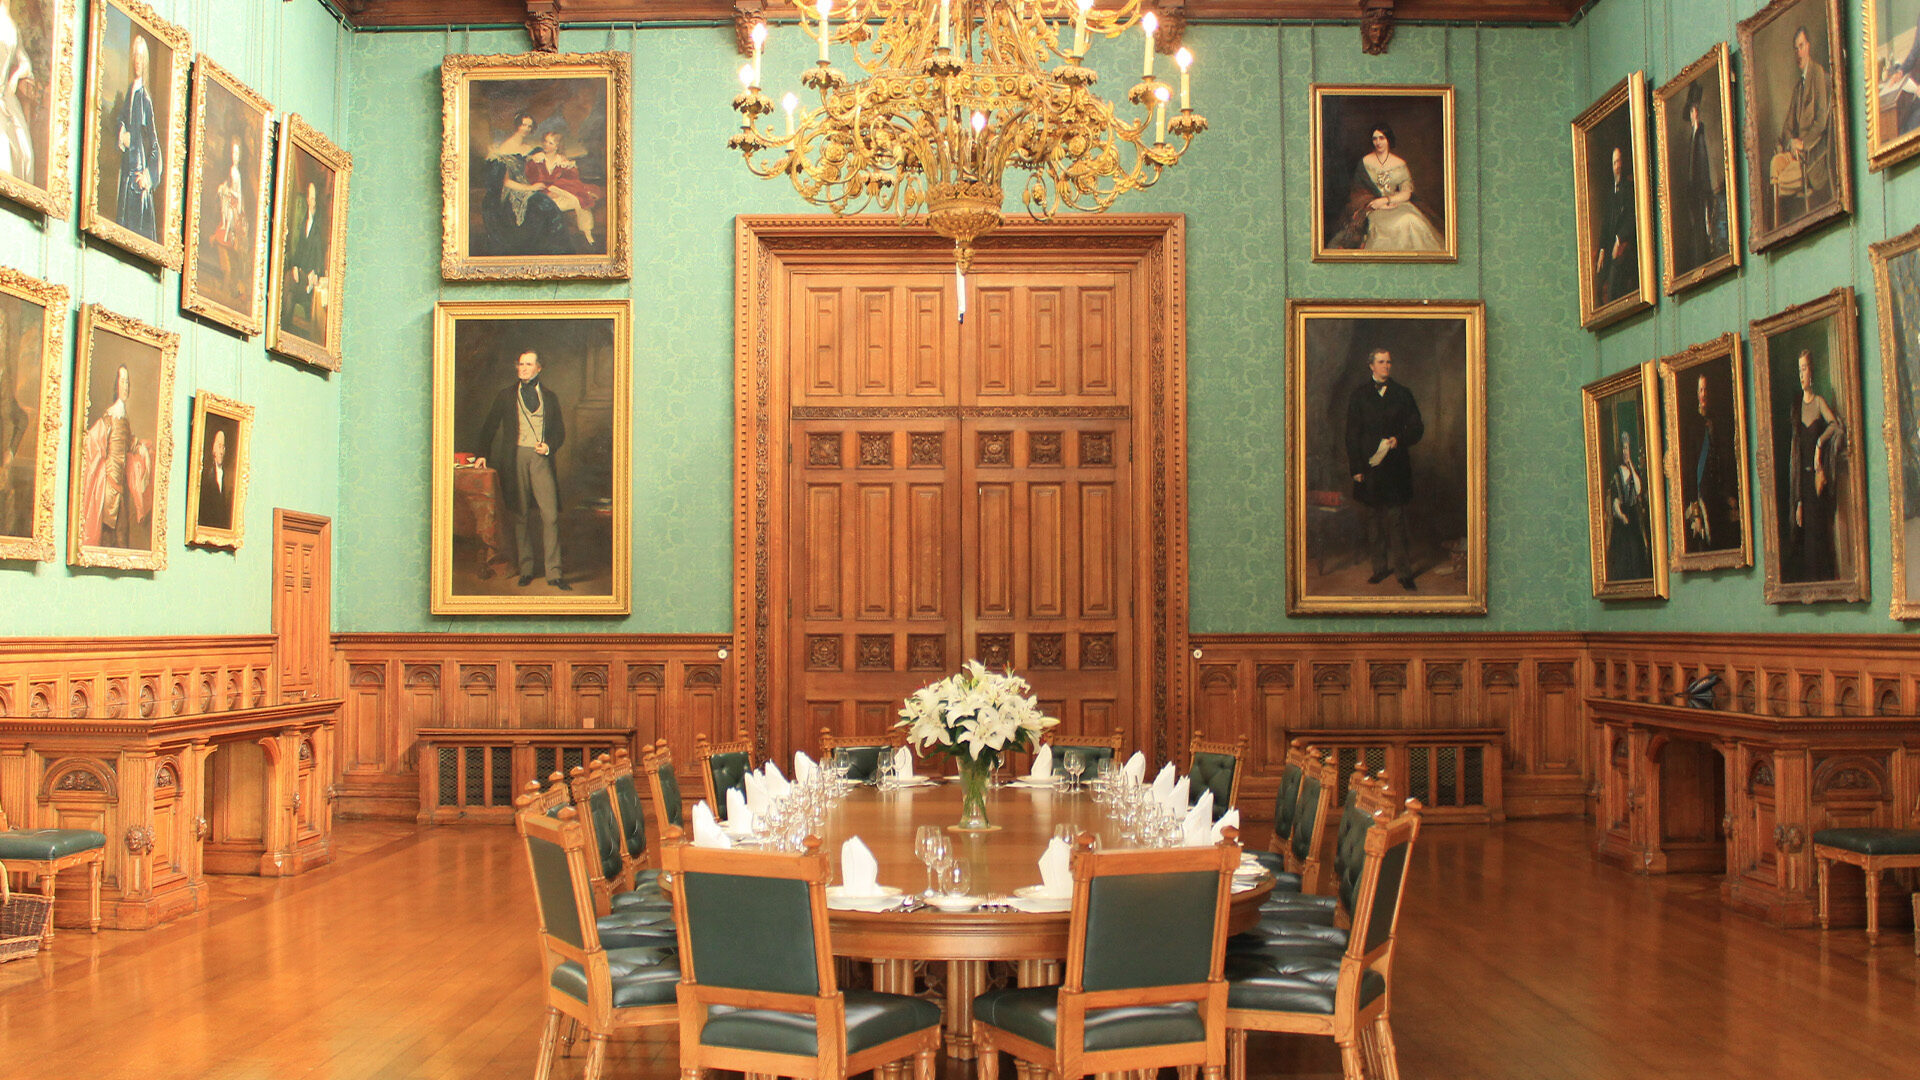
125 824 155 856
1360 2 1395 56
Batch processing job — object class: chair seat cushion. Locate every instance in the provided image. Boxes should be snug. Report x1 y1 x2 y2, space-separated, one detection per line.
1226 938 1348 965
1812 828 1920 857
0 829 108 861
597 910 678 950
1225 955 1384 1016
1246 849 1285 872
1260 892 1335 913
972 987 1206 1052
701 990 940 1056
550 947 680 1008
611 886 671 912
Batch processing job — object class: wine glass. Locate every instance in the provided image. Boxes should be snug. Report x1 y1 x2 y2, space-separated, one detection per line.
876 754 897 790
914 825 950 897
1064 751 1086 792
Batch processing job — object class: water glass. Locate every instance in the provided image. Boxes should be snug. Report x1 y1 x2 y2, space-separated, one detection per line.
938 860 972 899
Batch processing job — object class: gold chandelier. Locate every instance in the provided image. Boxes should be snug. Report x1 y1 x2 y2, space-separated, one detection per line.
728 0 1206 280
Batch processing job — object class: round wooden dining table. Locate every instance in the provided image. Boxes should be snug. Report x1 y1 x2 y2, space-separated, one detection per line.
808 780 1273 1063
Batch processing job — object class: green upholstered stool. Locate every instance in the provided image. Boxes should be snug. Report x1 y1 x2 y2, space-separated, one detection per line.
1813 828 1920 944
0 807 106 939
664 835 942 1080
971 838 1239 1080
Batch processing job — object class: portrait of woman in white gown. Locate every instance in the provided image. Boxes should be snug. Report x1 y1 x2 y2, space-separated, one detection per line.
1312 86 1457 262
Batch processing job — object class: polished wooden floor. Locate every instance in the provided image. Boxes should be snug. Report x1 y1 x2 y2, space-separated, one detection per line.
3 819 1917 1079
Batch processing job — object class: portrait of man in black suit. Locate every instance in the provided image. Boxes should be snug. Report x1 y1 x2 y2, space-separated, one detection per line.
195 422 233 531
473 349 568 590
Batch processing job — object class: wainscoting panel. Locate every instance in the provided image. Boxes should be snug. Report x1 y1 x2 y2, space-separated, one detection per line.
331 634 735 820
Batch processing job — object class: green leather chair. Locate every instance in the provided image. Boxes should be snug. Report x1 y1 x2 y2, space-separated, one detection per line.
520 774 676 952
663 834 942 1080
695 734 755 820
1188 732 1247 822
1223 802 1421 1080
515 800 680 1080
604 749 665 895
1048 731 1125 778
0 803 106 938
971 836 1240 1080
643 740 685 842
1246 740 1312 890
819 728 902 783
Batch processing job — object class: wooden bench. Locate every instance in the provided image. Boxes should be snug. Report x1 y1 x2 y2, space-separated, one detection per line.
1813 828 1920 945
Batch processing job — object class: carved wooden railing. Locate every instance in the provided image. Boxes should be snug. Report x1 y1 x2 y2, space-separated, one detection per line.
1294 727 1505 824
414 727 635 824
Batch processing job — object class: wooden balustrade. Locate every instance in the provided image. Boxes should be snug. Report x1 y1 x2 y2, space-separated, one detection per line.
1294 728 1505 824
415 727 635 824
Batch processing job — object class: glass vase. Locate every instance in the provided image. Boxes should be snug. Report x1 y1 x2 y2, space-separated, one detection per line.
956 754 992 831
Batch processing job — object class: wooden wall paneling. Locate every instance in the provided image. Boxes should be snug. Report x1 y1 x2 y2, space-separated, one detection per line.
329 635 734 821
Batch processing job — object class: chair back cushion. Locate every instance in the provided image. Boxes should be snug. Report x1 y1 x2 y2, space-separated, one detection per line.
707 752 752 816
613 772 647 857
1289 774 1324 864
1334 802 1374 914
1052 744 1117 776
1361 835 1412 954
1189 752 1237 813
832 745 885 782
587 788 625 882
680 870 821 994
525 834 586 949
657 762 684 827
1081 869 1221 991
1270 762 1303 843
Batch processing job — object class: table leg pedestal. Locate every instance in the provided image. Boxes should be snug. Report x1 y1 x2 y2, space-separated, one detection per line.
945 960 985 1058
875 959 917 1080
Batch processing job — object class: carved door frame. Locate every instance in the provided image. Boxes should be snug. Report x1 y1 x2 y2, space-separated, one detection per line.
733 214 1190 764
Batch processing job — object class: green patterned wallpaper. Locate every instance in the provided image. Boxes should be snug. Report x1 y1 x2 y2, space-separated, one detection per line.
1577 0 1920 631
0 0 346 636
335 22 1593 634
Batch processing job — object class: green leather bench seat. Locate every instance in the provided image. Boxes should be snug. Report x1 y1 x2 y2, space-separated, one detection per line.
550 946 680 1007
699 991 940 1055
1811 828 1920 856
0 828 107 860
1223 955 1384 1015
972 987 1205 1051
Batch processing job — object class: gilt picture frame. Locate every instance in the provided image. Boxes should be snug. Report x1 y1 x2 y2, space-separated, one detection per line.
184 391 251 549
78 0 189 269
0 0 76 219
1659 333 1753 573
1285 300 1487 616
1751 287 1867 605
1572 72 1656 330
180 56 272 336
265 114 351 372
1866 0 1920 171
1653 44 1742 296
1309 85 1458 263
431 299 631 615
1737 0 1853 252
0 266 67 562
66 303 177 571
1872 225 1920 618
440 52 632 281
1582 363 1669 601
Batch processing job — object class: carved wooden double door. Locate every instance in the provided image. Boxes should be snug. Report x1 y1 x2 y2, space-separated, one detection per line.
787 268 1138 745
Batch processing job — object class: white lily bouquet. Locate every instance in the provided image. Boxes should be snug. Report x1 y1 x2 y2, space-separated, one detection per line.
896 661 1058 830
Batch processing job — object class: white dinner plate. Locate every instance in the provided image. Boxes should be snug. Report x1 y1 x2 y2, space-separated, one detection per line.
926 894 979 912
1011 775 1059 787
1006 894 1071 913
1014 885 1072 902
890 776 937 787
826 884 903 910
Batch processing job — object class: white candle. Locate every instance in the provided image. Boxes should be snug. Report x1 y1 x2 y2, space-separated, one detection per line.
739 63 755 91
751 21 767 85
1074 0 1092 54
783 92 799 136
1154 84 1168 143
817 0 832 63
1141 12 1157 78
941 0 951 48
1175 47 1192 110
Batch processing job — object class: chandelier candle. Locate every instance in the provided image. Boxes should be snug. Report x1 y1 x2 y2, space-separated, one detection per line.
1141 11 1157 76
817 0 831 62
1176 46 1192 109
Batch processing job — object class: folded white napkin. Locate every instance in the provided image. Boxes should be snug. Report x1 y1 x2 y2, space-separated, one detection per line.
1029 743 1053 779
762 762 791 798
893 745 915 780
1122 751 1147 782
1183 791 1214 846
1036 836 1073 898
744 772 770 816
794 751 820 784
1212 807 1241 844
1169 776 1191 812
840 836 882 896
1149 763 1176 803
690 800 732 848
725 788 756 834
